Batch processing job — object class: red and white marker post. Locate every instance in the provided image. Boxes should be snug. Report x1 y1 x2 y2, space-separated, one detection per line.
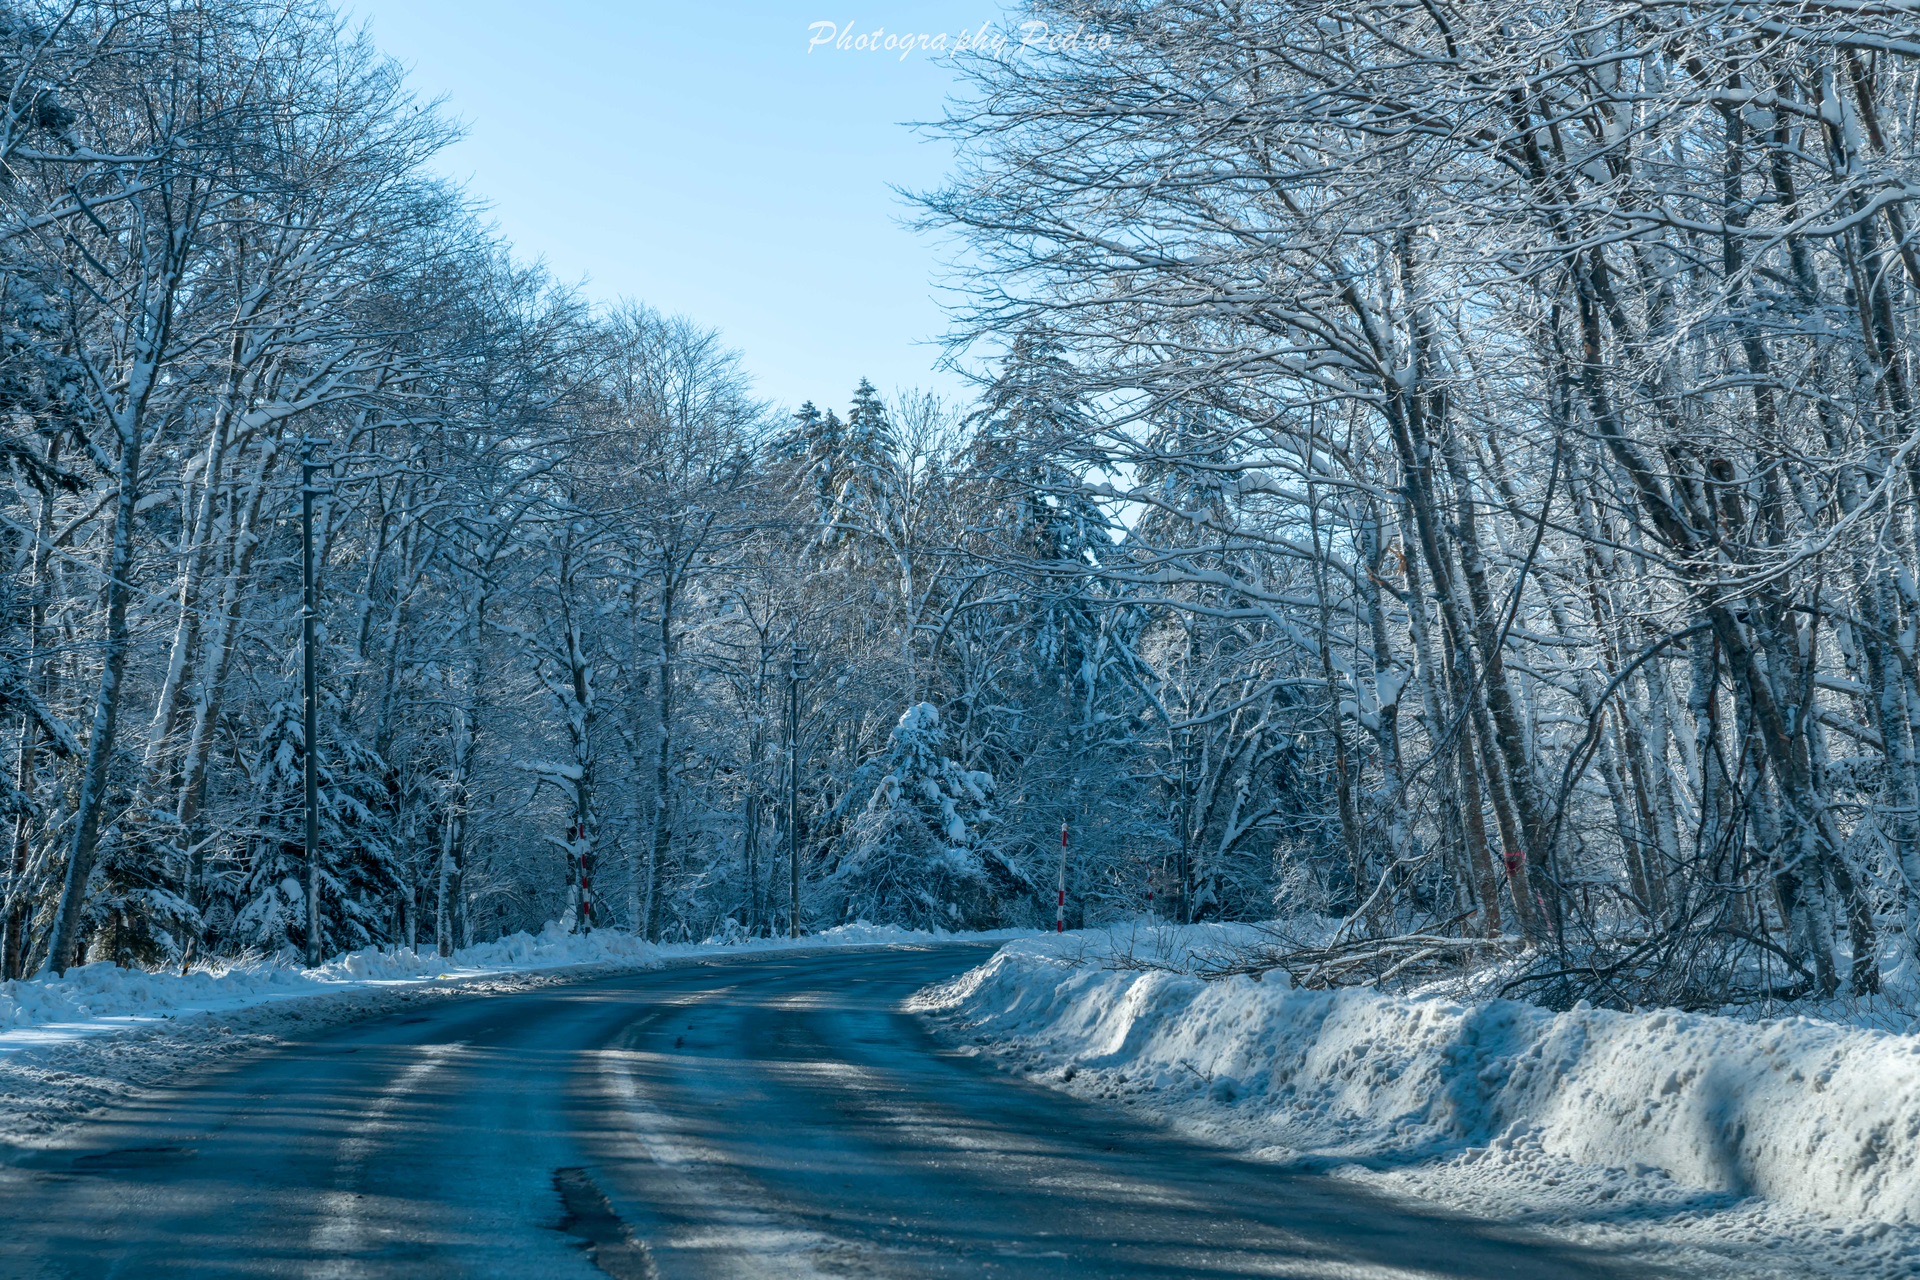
1056 820 1069 933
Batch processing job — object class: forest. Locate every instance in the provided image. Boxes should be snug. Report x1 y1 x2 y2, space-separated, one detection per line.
4 0 1920 1013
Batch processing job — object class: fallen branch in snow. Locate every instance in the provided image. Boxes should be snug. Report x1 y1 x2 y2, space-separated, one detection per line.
1191 932 1522 991
1052 921 1522 994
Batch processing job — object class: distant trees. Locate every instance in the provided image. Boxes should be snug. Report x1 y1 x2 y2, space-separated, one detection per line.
0 0 1132 971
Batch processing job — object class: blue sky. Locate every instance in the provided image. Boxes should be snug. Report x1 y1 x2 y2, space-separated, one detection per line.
345 3 1008 415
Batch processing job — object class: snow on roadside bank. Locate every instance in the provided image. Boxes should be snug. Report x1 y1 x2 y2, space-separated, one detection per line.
0 925 650 1056
0 919 1013 1059
912 926 1920 1278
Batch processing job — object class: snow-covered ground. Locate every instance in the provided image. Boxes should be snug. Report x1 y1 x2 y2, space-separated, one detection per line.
913 924 1920 1279
18 917 1912 1274
0 922 1022 1144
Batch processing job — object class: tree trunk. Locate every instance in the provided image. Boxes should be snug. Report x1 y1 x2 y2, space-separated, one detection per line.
44 424 143 975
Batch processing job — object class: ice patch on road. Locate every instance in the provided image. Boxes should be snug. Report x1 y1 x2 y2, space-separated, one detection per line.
595 1033 848 1278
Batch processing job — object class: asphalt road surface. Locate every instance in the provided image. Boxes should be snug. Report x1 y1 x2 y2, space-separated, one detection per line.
0 944 1662 1279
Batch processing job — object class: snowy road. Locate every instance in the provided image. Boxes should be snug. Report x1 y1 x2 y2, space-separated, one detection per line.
0 945 1659 1279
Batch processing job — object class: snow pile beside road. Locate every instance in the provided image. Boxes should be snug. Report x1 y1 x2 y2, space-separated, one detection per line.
0 919 1024 1056
0 924 661 1048
915 927 1920 1229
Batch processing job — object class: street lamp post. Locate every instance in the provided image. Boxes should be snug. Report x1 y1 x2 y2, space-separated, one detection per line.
786 642 811 939
300 437 329 968
748 645 771 935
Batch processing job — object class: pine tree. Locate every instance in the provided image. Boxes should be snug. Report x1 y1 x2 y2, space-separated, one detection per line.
971 330 1115 685
829 379 903 541
831 702 999 929
796 405 848 535
229 691 403 957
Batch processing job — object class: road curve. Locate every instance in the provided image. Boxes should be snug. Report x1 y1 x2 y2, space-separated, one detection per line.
0 944 1659 1279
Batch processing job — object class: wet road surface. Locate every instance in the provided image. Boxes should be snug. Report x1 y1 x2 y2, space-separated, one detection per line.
0 944 1664 1278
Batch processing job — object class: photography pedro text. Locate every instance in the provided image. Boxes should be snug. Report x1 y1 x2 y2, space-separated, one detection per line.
806 20 1114 60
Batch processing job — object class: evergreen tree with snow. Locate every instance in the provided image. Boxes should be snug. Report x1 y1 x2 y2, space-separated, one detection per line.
831 702 1000 929
777 400 822 473
228 687 402 958
790 403 848 536
826 379 903 544
970 329 1118 688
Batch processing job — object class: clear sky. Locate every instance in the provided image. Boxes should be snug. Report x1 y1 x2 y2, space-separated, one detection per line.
344 2 1008 416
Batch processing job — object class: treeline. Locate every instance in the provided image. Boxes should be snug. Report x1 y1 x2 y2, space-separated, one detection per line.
0 0 1161 975
12 0 1920 1011
921 0 1920 1005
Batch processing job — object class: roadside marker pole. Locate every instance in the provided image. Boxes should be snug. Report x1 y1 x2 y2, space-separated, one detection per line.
576 823 594 930
1056 821 1069 933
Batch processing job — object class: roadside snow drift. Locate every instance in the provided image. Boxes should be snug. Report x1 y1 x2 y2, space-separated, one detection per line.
0 925 656 1050
0 920 1014 1058
914 929 1920 1226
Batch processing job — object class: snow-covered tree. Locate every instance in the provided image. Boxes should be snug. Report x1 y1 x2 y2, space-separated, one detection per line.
831 702 1000 929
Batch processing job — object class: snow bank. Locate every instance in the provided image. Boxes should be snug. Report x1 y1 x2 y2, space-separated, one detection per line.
0 925 658 1054
915 927 1920 1227
0 920 1026 1058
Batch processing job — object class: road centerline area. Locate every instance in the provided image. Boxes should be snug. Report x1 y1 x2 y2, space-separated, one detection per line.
0 946 1660 1279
